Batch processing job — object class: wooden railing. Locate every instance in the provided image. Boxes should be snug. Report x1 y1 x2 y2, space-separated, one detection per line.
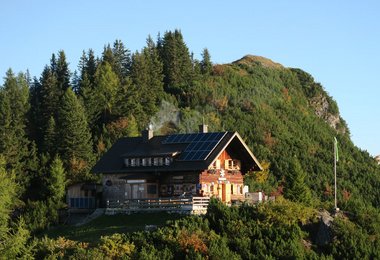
106 196 210 214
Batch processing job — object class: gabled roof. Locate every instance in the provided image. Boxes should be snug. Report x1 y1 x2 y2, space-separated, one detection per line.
91 131 262 174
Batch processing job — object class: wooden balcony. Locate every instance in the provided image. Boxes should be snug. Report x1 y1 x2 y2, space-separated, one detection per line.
105 196 210 215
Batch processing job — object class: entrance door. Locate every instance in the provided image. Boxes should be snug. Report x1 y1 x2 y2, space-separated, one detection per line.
222 183 226 202
131 184 144 199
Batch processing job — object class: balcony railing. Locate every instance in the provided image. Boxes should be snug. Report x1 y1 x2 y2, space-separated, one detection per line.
105 196 210 215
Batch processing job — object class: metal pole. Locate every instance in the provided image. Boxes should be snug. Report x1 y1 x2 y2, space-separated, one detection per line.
334 140 337 210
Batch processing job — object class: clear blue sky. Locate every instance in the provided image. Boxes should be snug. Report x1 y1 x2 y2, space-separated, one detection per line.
1 1 379 156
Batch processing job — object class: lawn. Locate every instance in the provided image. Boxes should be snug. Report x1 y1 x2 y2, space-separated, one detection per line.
42 212 184 244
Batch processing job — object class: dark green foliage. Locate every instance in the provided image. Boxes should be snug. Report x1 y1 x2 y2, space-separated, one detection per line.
56 89 93 182
283 157 312 204
200 48 212 75
0 70 31 193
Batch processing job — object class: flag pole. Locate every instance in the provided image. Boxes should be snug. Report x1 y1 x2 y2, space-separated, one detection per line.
334 137 339 212
334 139 337 210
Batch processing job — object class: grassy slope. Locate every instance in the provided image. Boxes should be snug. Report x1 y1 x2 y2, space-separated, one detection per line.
42 213 183 244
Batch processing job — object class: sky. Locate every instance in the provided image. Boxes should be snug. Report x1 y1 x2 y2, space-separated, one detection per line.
0 1 379 156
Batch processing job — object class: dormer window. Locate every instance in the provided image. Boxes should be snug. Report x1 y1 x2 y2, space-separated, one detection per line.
130 158 136 167
165 157 172 166
124 158 129 167
158 157 163 166
142 158 148 166
153 157 159 166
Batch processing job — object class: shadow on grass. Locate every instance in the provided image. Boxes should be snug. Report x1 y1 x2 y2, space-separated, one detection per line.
42 212 184 244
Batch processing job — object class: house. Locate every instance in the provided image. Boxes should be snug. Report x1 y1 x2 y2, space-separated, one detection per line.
91 125 262 205
375 155 380 165
66 183 102 212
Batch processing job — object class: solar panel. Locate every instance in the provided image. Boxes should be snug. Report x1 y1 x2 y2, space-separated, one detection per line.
162 132 227 161
178 132 227 161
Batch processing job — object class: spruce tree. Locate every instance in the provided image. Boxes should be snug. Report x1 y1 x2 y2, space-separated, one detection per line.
33 66 59 149
42 116 57 155
112 39 131 80
200 48 212 75
56 88 93 182
46 155 66 206
55 50 71 94
284 157 312 204
160 30 194 88
0 70 31 191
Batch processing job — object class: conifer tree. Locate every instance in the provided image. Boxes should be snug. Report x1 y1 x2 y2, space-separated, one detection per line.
32 66 60 149
200 48 212 75
112 39 131 80
160 30 194 88
46 155 66 206
0 70 31 190
284 158 312 204
55 50 71 93
56 88 93 182
91 61 120 126
42 116 57 155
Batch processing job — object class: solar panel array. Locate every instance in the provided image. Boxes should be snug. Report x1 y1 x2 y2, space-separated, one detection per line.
163 132 227 161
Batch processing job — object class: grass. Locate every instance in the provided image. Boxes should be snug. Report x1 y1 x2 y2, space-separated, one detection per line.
41 212 184 244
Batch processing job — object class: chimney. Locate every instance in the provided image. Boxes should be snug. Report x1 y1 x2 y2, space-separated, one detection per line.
142 127 153 142
199 124 208 133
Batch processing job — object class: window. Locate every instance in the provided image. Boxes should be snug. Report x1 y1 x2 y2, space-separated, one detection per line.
165 157 172 166
153 157 159 166
124 158 129 167
231 184 234 194
130 158 136 167
135 158 140 167
147 185 157 194
147 157 152 166
142 158 147 166
158 157 163 166
225 159 240 170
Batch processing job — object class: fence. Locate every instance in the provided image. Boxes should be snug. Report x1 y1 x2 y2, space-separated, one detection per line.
106 196 210 214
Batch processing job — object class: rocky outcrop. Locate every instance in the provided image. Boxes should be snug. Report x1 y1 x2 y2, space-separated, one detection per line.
315 210 334 246
375 155 380 165
310 94 346 134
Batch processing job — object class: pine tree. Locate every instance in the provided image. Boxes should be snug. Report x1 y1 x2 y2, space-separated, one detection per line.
42 116 57 155
112 39 131 80
46 155 66 206
92 61 120 125
284 158 312 204
200 48 212 75
54 50 71 94
56 88 93 182
0 70 31 190
160 29 194 88
0 155 18 234
32 66 60 149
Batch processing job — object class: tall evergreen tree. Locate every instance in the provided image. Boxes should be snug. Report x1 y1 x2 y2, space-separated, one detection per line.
33 66 60 149
54 50 71 93
160 29 194 88
90 61 120 127
46 155 66 206
284 157 312 204
56 88 93 182
200 48 212 75
42 116 57 156
0 70 31 190
112 39 131 81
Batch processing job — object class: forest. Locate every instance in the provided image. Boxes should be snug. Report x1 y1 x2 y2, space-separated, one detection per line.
0 29 379 258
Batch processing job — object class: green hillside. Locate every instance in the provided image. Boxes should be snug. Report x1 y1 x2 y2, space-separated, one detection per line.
187 54 380 209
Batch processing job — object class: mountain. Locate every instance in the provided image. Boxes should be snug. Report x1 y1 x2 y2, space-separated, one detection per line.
185 54 380 209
